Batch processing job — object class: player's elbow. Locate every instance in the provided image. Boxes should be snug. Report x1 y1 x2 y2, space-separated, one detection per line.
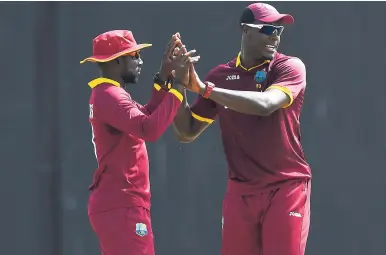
253 99 276 116
173 129 197 143
249 103 271 116
173 124 196 143
175 133 196 143
257 106 274 116
254 89 290 116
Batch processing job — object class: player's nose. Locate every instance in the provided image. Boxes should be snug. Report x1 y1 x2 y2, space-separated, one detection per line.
269 31 280 40
138 57 143 66
269 33 280 44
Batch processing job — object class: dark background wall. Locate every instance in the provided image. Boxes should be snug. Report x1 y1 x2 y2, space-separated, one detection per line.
1 2 385 255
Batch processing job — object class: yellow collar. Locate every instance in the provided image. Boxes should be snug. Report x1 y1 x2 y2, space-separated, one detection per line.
235 52 270 71
88 78 120 88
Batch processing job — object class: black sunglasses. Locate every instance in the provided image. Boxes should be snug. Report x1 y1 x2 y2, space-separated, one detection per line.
241 23 284 36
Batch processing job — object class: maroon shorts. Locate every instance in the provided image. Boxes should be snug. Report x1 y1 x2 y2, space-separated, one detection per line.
221 180 311 255
89 207 154 255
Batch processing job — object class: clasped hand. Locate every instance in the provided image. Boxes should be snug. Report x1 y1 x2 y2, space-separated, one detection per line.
159 32 205 94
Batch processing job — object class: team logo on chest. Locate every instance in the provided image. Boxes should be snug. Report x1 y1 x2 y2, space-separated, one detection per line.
254 70 267 90
255 70 267 83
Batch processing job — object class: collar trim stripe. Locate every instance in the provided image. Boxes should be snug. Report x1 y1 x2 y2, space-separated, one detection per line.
88 78 120 88
235 52 270 71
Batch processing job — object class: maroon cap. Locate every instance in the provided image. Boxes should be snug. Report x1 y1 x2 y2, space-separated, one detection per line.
241 3 294 25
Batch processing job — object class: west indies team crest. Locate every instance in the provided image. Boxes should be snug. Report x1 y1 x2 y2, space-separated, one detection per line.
255 70 267 83
135 223 148 237
255 70 267 89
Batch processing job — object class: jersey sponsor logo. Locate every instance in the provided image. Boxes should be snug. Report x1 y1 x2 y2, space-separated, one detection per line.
226 74 240 81
135 223 148 237
289 211 302 218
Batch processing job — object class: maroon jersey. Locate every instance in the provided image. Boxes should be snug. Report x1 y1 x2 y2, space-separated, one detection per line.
191 52 311 194
88 78 182 213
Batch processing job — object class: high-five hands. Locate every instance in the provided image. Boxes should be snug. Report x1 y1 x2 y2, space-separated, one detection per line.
165 33 206 94
172 45 200 87
159 33 183 82
173 48 206 94
186 64 206 94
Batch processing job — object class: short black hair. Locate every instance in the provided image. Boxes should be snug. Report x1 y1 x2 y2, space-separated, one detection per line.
240 8 256 24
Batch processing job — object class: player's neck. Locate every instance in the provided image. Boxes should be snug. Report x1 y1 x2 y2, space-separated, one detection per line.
100 71 124 86
240 50 266 69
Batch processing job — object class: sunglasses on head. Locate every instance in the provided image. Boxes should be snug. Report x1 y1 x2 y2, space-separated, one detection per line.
126 51 141 60
241 23 284 36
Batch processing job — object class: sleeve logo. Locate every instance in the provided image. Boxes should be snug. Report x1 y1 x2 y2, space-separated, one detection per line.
135 223 148 237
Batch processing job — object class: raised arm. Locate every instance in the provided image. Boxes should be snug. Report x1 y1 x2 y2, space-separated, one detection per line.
143 33 183 114
171 48 218 143
172 85 215 143
96 86 183 142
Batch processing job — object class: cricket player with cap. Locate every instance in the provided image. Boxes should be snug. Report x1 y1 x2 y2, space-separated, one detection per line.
80 30 198 255
173 3 311 255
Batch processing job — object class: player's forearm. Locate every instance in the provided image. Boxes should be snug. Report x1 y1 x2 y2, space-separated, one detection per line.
137 90 183 142
172 85 196 142
208 87 272 116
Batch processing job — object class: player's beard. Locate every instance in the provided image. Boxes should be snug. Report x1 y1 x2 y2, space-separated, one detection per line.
121 72 139 84
264 53 275 61
261 49 276 61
